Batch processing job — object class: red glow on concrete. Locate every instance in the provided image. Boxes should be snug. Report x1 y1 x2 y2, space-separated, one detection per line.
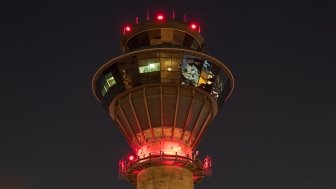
137 141 192 158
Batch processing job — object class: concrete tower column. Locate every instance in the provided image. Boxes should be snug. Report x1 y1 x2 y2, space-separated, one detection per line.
137 166 193 189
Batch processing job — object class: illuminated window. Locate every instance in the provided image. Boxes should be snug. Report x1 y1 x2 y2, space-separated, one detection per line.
139 63 160 73
198 60 214 90
101 73 116 96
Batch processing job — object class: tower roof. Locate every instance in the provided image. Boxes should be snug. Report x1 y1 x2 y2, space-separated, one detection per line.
121 20 205 53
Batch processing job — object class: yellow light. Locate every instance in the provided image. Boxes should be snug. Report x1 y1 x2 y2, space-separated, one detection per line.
168 67 172 71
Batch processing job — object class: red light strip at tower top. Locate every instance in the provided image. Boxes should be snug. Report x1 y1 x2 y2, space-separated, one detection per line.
92 10 234 189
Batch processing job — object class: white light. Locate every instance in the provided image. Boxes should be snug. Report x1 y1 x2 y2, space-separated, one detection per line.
168 67 172 71
149 63 155 68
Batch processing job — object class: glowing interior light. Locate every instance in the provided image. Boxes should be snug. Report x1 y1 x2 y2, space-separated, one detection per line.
129 155 134 161
190 23 197 30
149 63 155 68
156 14 164 20
167 67 172 71
125 26 131 32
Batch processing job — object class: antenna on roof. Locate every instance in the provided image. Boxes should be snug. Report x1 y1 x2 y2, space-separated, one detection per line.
183 14 187 23
172 10 175 20
135 16 139 24
146 9 150 21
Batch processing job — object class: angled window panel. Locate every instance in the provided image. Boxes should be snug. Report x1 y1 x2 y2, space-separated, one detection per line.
117 57 140 88
198 60 215 92
175 88 193 128
137 31 150 47
145 86 162 128
101 72 116 96
148 29 161 45
211 69 229 104
191 39 200 50
183 33 194 48
119 96 140 134
105 73 116 87
131 89 150 131
181 54 202 87
162 86 178 127
161 29 174 43
160 57 172 71
173 30 185 46
127 36 140 50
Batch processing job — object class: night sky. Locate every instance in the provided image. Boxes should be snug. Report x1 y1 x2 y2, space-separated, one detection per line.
2 1 336 189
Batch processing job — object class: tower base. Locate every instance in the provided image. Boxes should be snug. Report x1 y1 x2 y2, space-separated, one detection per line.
137 165 193 189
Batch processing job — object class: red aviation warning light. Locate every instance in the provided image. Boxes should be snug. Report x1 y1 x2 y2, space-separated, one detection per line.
123 25 131 35
125 26 131 32
190 22 201 33
129 155 135 161
156 14 164 21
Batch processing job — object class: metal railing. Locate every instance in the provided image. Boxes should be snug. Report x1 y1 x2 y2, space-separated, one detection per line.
119 151 212 185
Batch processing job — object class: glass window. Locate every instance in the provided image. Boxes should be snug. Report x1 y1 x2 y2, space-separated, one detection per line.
96 50 232 109
161 29 174 43
171 58 182 71
171 52 183 58
183 34 194 48
210 69 227 100
181 54 203 87
159 51 172 58
160 58 172 71
127 36 139 50
137 31 150 47
148 29 161 45
101 73 116 96
173 30 185 46
106 73 116 86
139 62 160 73
198 60 215 92
137 52 159 60
191 39 200 50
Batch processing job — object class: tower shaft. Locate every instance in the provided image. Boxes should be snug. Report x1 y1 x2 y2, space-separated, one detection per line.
137 166 193 189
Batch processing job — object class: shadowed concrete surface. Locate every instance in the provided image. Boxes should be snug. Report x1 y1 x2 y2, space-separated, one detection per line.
137 166 193 189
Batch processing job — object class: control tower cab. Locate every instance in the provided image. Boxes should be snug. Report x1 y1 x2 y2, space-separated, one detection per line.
92 11 234 189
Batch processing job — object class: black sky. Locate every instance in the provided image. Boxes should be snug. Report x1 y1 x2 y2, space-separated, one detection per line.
1 1 336 189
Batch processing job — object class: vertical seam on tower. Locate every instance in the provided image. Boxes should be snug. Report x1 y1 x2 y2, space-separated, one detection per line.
115 113 133 148
172 86 180 140
187 95 207 146
118 98 141 147
160 85 164 138
192 109 213 150
143 88 154 140
180 89 195 143
129 92 147 144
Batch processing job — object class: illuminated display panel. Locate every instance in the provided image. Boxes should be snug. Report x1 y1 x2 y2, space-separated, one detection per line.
138 63 160 73
95 50 231 108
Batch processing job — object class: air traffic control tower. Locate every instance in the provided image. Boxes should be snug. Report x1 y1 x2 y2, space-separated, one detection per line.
92 11 234 189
